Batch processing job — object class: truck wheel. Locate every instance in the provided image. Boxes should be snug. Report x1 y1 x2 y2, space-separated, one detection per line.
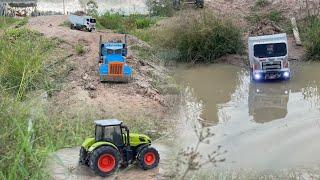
88 28 92 32
89 146 121 177
79 147 88 165
70 24 74 29
137 146 160 170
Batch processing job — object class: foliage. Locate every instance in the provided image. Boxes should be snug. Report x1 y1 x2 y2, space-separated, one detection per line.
0 28 55 99
97 12 155 33
302 16 320 60
146 0 175 17
149 11 244 63
86 0 98 16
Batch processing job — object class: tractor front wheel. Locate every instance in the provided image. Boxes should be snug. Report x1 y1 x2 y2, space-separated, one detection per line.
89 146 121 177
137 146 160 170
79 147 88 165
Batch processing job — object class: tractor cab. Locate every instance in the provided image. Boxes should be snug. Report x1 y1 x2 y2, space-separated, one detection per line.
94 119 129 147
79 119 160 177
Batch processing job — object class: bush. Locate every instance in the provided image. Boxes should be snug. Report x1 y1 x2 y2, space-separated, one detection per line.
97 11 123 30
151 12 244 62
135 18 152 29
97 12 154 33
146 0 175 17
303 17 320 60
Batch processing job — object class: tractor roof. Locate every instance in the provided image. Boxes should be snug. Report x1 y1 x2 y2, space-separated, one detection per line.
95 119 123 126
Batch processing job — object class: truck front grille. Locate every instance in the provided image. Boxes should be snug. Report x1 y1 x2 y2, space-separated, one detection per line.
262 61 282 71
109 63 124 77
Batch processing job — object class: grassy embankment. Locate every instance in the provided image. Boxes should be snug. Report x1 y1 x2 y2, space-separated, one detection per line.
0 17 164 179
299 16 320 60
132 11 244 63
0 25 93 179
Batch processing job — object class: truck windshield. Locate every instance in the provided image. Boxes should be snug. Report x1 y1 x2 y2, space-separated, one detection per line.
254 43 287 58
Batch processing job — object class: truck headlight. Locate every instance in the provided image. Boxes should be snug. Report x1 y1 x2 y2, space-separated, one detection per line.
254 73 261 80
283 71 290 78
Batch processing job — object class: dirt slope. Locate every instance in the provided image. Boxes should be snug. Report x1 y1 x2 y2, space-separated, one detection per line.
28 15 172 122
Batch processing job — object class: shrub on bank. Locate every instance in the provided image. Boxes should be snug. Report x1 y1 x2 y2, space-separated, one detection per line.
303 16 320 60
146 0 175 17
96 12 155 33
151 11 244 63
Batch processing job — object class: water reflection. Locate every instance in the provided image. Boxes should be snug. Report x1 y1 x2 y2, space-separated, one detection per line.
174 64 240 123
174 62 320 170
248 82 289 123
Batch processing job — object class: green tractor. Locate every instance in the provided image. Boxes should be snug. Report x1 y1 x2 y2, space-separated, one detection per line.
79 119 160 177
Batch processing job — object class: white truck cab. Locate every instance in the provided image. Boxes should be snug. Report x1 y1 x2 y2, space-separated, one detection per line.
69 14 96 32
248 33 290 81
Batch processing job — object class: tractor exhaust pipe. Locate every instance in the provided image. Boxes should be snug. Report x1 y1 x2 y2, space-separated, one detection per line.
99 35 102 61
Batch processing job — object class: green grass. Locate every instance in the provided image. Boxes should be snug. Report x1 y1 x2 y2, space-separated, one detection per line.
96 12 156 33
267 10 284 23
300 16 320 60
145 11 244 63
0 28 93 179
0 17 28 29
0 28 56 99
75 43 85 55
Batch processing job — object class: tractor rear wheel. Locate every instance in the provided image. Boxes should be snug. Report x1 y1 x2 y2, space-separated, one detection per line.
89 146 121 177
137 146 160 170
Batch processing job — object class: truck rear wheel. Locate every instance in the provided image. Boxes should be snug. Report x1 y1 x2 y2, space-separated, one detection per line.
137 146 160 170
89 146 121 177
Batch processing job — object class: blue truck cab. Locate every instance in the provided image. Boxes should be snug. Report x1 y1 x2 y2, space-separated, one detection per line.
99 41 133 82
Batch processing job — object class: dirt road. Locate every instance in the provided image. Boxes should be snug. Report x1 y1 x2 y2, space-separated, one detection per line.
28 15 172 123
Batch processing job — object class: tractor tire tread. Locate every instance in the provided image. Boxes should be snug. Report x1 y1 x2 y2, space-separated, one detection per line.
89 146 121 177
137 146 160 170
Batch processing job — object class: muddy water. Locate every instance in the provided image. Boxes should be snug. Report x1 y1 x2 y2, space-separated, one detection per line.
174 62 320 172
37 0 147 14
